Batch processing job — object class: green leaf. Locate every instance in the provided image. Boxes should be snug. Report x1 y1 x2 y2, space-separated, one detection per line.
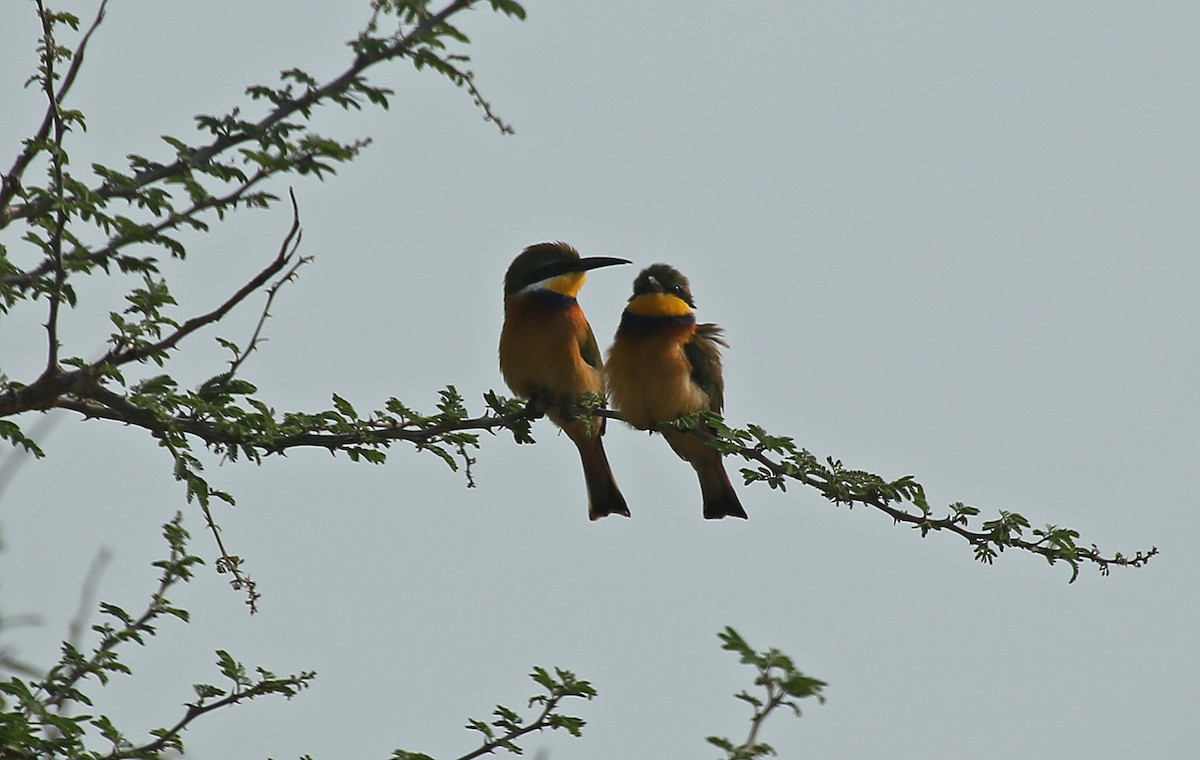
489 0 527 19
0 421 45 457
332 393 357 419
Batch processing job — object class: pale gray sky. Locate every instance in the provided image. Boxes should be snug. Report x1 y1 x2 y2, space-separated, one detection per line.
1 2 1197 758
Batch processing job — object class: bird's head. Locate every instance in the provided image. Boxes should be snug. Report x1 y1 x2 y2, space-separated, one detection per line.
626 263 696 316
504 242 630 298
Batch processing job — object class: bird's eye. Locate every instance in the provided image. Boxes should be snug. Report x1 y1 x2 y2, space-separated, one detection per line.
671 284 686 296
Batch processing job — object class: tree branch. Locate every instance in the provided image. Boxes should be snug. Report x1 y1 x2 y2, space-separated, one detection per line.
33 382 1158 581
34 0 71 381
54 387 537 453
456 697 562 760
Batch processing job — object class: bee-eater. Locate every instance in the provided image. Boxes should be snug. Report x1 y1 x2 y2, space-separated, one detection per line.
499 242 631 520
605 264 747 520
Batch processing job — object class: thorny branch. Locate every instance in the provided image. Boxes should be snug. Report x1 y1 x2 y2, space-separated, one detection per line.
228 214 308 377
49 388 532 454
10 372 1158 584
454 666 594 760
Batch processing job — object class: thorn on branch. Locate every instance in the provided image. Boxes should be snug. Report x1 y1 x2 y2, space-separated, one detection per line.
227 188 309 378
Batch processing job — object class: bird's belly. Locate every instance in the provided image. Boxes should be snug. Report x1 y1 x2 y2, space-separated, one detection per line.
499 311 602 403
606 334 708 429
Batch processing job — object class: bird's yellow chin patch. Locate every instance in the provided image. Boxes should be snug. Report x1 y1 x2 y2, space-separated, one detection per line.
626 292 693 317
541 271 586 297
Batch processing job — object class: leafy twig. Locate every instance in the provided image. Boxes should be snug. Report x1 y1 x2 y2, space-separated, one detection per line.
392 665 596 760
707 627 826 760
105 650 314 759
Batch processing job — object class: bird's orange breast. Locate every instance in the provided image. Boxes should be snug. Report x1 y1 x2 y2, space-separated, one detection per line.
499 292 604 404
606 320 709 430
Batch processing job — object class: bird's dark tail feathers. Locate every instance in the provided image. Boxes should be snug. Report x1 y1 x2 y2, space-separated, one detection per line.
664 429 748 520
695 455 748 520
565 417 630 521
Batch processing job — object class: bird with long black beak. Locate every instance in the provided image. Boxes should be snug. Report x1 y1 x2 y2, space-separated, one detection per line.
498 242 631 520
605 264 747 519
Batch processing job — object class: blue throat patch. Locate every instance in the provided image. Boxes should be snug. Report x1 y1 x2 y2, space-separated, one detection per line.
618 310 696 330
529 288 578 308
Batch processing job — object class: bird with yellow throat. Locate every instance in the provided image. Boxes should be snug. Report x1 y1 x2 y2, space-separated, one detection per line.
499 242 631 520
605 264 747 519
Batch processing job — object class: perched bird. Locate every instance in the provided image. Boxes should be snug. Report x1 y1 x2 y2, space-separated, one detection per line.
605 264 747 519
498 242 631 520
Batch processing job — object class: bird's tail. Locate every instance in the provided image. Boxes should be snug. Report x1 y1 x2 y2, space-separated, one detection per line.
563 416 630 521
665 430 748 520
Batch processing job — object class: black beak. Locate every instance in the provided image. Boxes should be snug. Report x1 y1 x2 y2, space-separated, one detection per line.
530 256 631 285
572 256 632 273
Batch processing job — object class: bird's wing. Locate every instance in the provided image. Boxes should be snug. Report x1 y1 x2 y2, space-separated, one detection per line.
578 319 604 370
685 323 728 413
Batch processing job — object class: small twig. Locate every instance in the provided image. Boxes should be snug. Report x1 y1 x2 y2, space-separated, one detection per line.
456 439 478 488
0 609 44 679
227 190 307 378
197 499 260 614
739 681 782 752
420 50 514 134
456 697 563 760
